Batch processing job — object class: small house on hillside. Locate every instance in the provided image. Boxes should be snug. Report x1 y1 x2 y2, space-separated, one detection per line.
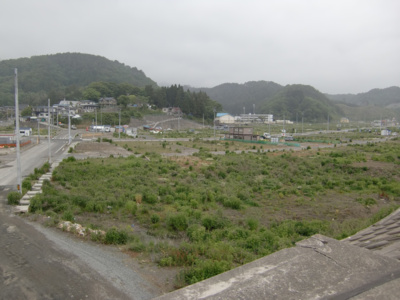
99 97 117 106
163 107 182 116
216 113 235 124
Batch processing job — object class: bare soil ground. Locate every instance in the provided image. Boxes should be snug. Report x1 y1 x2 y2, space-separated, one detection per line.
74 141 133 157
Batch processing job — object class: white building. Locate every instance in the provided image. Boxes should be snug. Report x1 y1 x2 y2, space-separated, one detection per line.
238 114 273 123
216 113 235 124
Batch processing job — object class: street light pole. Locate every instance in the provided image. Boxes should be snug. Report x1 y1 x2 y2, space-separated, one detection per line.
68 105 71 145
14 68 22 193
48 99 51 164
119 109 121 139
213 109 216 137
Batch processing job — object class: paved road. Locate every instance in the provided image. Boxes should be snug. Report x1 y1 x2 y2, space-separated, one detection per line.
0 132 161 300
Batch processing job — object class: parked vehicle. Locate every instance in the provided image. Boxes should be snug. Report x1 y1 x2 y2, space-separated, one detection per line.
263 132 271 139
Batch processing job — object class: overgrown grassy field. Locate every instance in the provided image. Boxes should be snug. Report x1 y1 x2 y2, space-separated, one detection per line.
28 138 400 287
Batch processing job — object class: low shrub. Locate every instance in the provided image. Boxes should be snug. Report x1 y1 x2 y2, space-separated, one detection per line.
29 195 43 212
104 227 128 245
151 214 160 224
181 259 231 284
62 211 74 222
167 213 188 231
222 198 241 210
7 191 22 205
22 178 32 191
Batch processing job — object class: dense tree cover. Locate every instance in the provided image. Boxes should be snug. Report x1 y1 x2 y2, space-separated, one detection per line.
188 81 283 115
79 82 220 119
0 53 156 106
259 85 343 122
336 103 400 122
145 85 222 119
327 86 400 107
189 81 400 122
190 81 344 122
0 53 219 120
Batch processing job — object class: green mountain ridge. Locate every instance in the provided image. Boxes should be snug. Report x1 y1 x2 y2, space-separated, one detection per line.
326 86 400 107
188 82 344 122
187 81 283 115
189 81 400 122
0 53 156 106
1 53 399 122
259 84 343 123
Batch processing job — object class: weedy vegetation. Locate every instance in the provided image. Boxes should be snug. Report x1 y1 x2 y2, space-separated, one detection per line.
27 138 400 287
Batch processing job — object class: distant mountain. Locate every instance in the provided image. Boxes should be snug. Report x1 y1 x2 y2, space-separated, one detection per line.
187 81 283 115
259 84 343 122
188 81 343 122
0 53 156 106
326 86 400 107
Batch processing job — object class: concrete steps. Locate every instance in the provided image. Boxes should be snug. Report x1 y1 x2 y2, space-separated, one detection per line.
14 158 63 214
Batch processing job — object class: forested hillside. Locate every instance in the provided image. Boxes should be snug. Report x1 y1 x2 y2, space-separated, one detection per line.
188 81 283 115
260 85 343 122
326 86 400 107
190 81 343 122
0 53 156 106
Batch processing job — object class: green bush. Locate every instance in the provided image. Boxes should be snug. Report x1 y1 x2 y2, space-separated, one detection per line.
151 214 160 224
104 227 128 245
181 259 231 284
124 200 137 215
143 192 158 204
22 178 32 191
202 215 225 231
222 198 242 210
247 218 259 231
64 156 76 163
62 211 74 222
356 197 377 206
187 224 207 242
128 238 146 252
29 195 43 212
167 213 188 231
7 191 22 205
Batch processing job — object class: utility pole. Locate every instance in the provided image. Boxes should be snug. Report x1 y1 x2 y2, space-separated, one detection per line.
37 119 40 144
118 109 121 139
178 108 180 131
68 105 71 145
213 108 216 137
327 114 330 131
48 99 51 164
14 68 22 193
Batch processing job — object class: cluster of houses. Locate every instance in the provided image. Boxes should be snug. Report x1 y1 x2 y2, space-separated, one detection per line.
371 118 397 128
31 98 119 120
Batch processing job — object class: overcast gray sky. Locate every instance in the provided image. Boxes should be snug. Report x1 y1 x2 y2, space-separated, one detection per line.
1 0 399 94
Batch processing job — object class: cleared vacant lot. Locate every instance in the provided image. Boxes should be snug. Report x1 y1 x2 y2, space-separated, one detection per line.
26 138 400 290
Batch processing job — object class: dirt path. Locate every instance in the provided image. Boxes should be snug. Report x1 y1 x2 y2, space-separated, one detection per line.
0 188 162 300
